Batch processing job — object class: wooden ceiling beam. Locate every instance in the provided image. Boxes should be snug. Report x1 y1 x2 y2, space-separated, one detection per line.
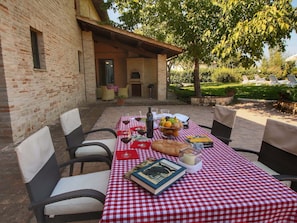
94 36 157 58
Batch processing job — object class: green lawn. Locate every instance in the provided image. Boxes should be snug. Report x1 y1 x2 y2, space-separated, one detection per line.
171 83 297 103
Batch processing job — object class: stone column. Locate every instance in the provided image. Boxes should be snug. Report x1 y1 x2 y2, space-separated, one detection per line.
157 54 167 101
82 31 96 103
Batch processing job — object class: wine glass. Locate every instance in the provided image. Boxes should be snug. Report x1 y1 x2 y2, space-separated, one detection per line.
122 119 130 125
137 128 147 136
151 107 158 120
121 136 132 158
135 111 142 122
160 109 170 115
121 136 132 144
135 117 142 122
122 113 130 126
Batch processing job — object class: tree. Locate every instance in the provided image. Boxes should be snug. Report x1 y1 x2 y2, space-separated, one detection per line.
260 47 295 78
108 0 296 97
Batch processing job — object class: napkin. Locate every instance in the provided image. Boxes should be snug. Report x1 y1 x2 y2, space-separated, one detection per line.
130 141 151 149
117 130 130 136
130 126 145 132
116 150 139 160
173 113 190 122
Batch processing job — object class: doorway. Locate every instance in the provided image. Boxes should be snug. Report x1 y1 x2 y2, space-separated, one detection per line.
97 59 114 87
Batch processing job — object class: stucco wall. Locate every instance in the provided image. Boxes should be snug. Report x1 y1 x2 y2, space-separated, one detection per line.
95 42 128 88
0 0 87 144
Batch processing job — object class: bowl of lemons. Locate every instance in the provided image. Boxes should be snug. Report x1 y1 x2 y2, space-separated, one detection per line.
159 116 183 137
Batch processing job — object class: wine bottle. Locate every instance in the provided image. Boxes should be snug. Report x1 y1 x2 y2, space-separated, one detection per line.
146 107 154 138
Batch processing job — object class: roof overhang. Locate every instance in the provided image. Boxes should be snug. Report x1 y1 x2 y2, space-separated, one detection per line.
76 16 183 59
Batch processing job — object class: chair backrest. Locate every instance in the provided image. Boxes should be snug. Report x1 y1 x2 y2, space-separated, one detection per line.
288 74 297 83
212 105 237 144
15 126 60 221
118 85 129 98
254 74 260 80
269 75 278 83
102 85 115 100
242 75 249 81
259 119 297 191
60 108 85 154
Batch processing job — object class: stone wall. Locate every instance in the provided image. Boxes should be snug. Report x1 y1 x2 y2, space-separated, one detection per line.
191 96 234 106
0 0 88 145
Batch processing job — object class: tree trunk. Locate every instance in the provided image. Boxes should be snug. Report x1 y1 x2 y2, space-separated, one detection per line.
193 57 202 97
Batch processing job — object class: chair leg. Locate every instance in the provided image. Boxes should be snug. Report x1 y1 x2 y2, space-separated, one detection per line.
70 163 74 176
80 162 85 174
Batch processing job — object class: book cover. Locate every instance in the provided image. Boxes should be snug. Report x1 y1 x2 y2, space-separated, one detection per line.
130 158 187 195
124 157 157 180
186 135 213 148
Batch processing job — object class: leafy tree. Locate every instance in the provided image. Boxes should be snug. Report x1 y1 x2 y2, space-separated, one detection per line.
260 47 296 78
108 0 296 97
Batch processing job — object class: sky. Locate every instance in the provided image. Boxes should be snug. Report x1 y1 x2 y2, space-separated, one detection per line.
283 0 297 58
108 0 297 59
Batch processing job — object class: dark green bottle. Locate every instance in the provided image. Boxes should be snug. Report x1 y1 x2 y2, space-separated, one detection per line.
146 107 154 138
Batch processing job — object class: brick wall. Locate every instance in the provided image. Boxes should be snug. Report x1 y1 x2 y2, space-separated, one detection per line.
0 0 91 145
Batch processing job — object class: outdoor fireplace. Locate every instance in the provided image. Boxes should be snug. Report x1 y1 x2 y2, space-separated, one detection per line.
129 72 141 96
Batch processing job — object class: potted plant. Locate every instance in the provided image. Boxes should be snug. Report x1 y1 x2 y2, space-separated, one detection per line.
224 87 237 97
117 95 127 105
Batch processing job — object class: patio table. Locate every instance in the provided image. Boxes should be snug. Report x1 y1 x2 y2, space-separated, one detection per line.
100 116 297 223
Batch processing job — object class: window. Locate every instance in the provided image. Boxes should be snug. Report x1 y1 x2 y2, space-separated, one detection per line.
98 59 114 86
30 28 45 69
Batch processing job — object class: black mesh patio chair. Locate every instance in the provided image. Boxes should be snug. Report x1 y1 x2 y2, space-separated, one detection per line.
233 119 297 192
60 108 116 175
199 105 237 145
15 126 111 223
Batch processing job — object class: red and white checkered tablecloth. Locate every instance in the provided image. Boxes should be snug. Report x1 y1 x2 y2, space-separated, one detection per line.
101 117 297 223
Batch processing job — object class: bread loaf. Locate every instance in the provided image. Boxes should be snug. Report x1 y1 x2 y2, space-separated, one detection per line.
151 139 190 156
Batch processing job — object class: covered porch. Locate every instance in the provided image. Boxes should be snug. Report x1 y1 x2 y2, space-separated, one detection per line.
77 17 183 102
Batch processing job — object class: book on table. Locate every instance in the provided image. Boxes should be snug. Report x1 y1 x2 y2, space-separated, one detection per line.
186 135 213 148
129 158 187 195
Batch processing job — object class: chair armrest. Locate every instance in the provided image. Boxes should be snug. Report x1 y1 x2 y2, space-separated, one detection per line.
198 124 212 130
84 128 117 138
59 155 112 169
232 148 260 156
273 174 297 182
66 142 113 160
29 189 105 210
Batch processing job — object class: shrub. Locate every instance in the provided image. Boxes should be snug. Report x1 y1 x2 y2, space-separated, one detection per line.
212 67 240 83
224 87 237 96
278 88 297 102
170 69 194 84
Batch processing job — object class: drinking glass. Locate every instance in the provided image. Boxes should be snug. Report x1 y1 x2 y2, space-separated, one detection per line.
160 109 170 115
120 134 132 158
135 111 142 122
122 113 130 126
151 107 158 120
137 128 147 136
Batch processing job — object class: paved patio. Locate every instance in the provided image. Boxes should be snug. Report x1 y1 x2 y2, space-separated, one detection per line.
1 97 297 223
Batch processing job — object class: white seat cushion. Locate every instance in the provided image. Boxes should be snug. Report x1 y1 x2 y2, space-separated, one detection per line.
75 139 116 157
44 170 110 216
253 161 291 188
